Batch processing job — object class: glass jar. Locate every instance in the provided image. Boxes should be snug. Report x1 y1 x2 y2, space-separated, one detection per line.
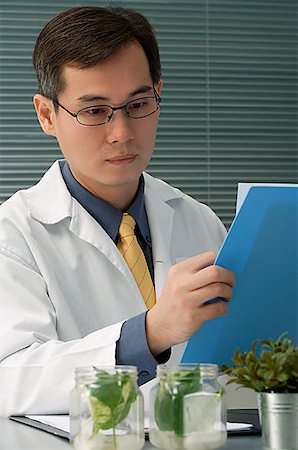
149 364 227 450
70 365 144 450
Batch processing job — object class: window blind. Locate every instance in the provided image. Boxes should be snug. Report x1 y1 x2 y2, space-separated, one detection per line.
0 0 297 227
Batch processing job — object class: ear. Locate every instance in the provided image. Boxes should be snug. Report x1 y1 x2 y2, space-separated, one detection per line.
155 79 163 97
33 94 57 137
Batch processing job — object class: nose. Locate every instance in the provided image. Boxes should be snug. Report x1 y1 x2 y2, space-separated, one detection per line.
106 109 134 145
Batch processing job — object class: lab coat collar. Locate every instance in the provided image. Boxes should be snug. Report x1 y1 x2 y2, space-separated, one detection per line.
27 160 73 224
27 160 184 225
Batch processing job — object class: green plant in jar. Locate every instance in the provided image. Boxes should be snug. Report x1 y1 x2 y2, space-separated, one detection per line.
88 367 137 449
154 365 201 436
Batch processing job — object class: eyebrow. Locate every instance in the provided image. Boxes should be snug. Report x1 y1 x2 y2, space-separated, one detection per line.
76 85 153 104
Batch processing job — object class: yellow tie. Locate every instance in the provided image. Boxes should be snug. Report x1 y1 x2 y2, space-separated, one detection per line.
117 213 156 309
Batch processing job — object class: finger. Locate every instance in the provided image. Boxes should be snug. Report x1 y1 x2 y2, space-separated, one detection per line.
189 300 228 325
187 282 234 305
201 301 229 321
175 251 217 273
187 264 235 292
199 265 236 288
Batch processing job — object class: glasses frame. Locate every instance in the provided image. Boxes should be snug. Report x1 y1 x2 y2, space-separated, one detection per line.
53 89 161 127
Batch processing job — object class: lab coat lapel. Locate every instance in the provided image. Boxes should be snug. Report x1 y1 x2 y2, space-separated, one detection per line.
144 177 175 300
69 199 146 307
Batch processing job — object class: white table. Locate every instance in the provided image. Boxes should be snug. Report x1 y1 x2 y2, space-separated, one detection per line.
0 417 264 450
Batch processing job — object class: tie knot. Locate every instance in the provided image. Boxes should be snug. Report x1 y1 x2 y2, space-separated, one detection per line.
118 213 136 238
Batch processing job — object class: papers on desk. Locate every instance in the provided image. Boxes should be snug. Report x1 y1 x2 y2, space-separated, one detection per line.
9 414 69 439
26 414 69 432
228 422 253 431
21 414 253 435
181 183 298 366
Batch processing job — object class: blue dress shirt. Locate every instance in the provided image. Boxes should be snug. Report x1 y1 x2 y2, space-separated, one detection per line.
60 161 170 385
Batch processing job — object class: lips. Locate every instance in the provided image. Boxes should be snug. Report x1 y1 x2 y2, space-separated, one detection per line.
107 154 137 165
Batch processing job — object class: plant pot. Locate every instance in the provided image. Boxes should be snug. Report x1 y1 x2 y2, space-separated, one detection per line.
258 392 298 450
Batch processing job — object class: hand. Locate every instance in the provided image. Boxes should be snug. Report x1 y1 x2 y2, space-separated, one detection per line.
146 251 235 356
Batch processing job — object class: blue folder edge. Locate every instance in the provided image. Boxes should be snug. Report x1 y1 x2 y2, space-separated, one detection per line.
181 186 298 366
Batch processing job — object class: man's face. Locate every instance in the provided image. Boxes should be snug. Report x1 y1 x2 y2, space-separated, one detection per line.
35 41 162 204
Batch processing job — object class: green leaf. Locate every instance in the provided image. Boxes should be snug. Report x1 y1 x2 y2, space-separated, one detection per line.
233 349 242 365
88 370 137 440
263 369 275 381
113 378 137 425
154 382 174 432
89 396 113 435
154 368 201 436
277 373 288 383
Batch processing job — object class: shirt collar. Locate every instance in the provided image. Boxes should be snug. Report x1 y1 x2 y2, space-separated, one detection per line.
61 161 150 244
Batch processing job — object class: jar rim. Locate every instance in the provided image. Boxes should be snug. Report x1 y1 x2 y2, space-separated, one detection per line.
75 365 137 372
157 363 218 378
74 365 138 382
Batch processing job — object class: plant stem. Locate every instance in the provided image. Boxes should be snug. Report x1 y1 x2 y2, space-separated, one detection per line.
113 426 117 450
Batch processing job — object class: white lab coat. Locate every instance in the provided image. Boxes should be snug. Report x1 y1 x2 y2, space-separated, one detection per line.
0 160 226 416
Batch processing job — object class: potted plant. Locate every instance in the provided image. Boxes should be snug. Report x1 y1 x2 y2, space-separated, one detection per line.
221 333 298 450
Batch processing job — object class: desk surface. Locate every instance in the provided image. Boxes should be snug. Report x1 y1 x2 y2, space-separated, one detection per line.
1 417 263 450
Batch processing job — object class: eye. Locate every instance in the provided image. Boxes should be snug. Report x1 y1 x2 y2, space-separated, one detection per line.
129 100 148 110
85 106 109 116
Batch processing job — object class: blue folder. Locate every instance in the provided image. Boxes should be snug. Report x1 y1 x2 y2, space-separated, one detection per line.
181 186 298 366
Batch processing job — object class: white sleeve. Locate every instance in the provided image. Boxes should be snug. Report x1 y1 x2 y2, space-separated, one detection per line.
0 250 123 417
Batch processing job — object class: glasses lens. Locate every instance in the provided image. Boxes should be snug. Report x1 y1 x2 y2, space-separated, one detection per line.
126 97 159 119
77 105 112 126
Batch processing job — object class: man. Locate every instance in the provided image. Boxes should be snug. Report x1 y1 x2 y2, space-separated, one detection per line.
0 6 235 416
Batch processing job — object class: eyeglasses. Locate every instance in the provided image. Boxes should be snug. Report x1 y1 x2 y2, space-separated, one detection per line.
53 91 161 127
